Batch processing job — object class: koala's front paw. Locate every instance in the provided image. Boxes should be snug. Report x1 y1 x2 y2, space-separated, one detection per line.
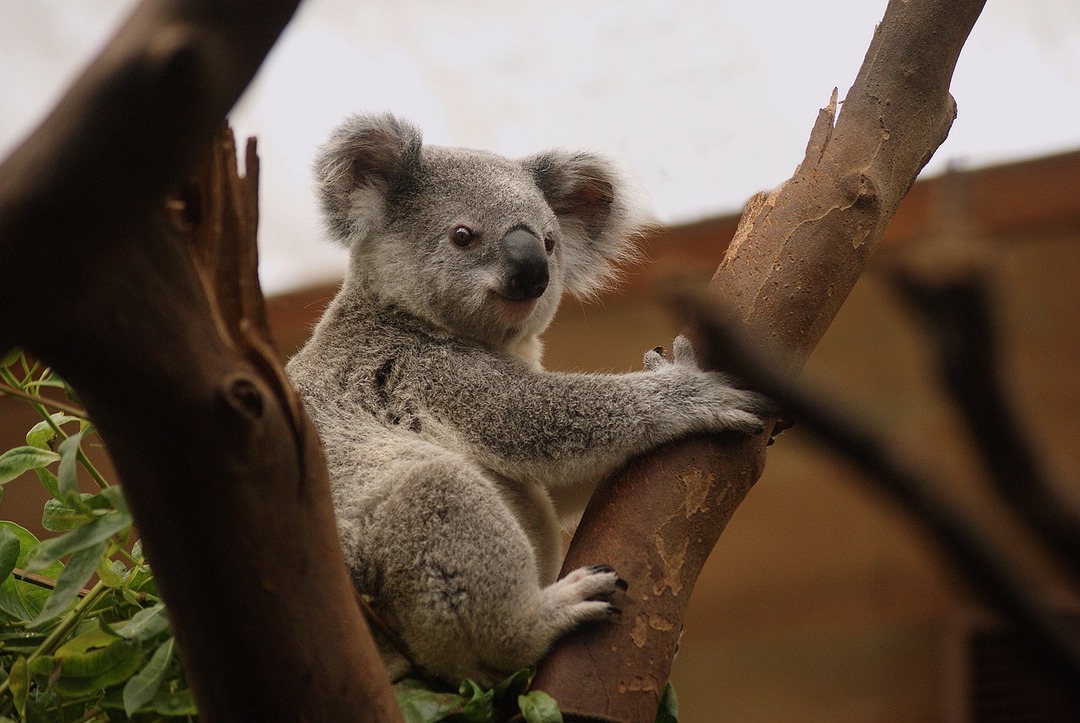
646 335 774 436
642 334 700 371
547 564 626 623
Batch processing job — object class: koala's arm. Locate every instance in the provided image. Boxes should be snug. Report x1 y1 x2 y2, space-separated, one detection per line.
409 338 767 489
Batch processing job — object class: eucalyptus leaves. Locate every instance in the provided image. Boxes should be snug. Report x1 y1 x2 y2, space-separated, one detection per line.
0 350 193 721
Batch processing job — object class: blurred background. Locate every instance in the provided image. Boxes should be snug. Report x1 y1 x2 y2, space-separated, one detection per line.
2 1 1079 720
3 0 1079 294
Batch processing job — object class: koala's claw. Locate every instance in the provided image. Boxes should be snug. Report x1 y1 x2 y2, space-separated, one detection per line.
615 577 629 592
558 564 623 602
671 334 698 366
642 346 668 371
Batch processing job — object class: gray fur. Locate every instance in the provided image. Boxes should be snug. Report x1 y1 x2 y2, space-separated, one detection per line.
287 113 768 685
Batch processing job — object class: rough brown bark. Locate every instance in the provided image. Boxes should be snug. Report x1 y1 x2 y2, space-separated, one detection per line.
532 0 987 719
0 1 400 720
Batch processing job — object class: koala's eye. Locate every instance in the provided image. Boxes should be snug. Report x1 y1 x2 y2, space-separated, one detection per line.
544 235 556 254
450 226 475 247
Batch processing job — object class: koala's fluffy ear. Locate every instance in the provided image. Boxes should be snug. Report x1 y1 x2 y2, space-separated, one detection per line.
523 151 652 299
313 113 423 246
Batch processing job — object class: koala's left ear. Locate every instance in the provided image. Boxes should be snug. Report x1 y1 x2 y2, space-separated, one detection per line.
313 113 423 248
522 151 653 299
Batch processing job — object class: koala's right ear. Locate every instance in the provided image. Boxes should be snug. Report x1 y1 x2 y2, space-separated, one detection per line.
313 113 423 246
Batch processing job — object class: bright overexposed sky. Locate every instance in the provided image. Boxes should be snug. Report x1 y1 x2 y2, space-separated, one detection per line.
3 1 1079 293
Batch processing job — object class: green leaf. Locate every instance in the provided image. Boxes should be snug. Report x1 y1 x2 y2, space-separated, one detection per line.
43 488 126 531
0 523 63 621
519 690 563 723
24 507 131 572
41 497 95 531
458 678 494 721
53 641 144 697
0 347 21 369
118 603 171 642
655 681 678 723
146 687 198 715
34 467 61 499
0 526 21 584
95 485 128 514
53 626 126 676
0 447 59 486
55 431 84 501
123 637 174 716
101 685 197 716
492 668 533 703
394 678 467 722
24 413 81 450
97 557 126 588
26 655 58 677
31 540 103 627
7 656 29 719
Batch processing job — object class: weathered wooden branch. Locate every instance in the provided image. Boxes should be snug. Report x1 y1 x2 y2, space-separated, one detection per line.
0 2 400 720
533 0 987 718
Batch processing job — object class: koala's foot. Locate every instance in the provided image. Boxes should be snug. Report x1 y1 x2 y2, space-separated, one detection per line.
542 564 626 626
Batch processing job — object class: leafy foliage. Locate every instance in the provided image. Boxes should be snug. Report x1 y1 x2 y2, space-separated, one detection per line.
0 351 194 721
394 668 563 723
393 672 679 722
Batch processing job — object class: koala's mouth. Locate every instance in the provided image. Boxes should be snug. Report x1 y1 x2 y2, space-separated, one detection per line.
489 291 539 320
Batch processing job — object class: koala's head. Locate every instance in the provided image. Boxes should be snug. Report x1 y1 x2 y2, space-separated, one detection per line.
314 113 651 362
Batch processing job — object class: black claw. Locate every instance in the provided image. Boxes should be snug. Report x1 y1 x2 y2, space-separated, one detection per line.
607 604 622 617
588 564 615 574
615 577 629 592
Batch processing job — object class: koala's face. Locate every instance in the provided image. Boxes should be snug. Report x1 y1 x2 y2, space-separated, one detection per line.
362 147 568 355
316 113 649 361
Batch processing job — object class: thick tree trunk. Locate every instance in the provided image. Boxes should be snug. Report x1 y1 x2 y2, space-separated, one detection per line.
0 2 400 720
532 1 987 719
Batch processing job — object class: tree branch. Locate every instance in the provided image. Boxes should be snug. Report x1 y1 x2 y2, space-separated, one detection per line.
685 294 1080 697
891 270 1080 586
0 2 401 720
533 1 987 719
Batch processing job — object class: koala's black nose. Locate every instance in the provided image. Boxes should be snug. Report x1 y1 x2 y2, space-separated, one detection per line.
502 228 549 300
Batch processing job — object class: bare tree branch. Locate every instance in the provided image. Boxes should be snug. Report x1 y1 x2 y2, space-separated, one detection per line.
534 0 987 718
892 270 1080 586
686 294 1080 698
0 2 401 720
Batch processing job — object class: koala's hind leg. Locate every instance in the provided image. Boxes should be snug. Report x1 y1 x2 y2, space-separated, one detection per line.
366 450 621 686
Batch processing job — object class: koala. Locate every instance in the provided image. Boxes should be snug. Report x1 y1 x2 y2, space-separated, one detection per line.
285 113 769 686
